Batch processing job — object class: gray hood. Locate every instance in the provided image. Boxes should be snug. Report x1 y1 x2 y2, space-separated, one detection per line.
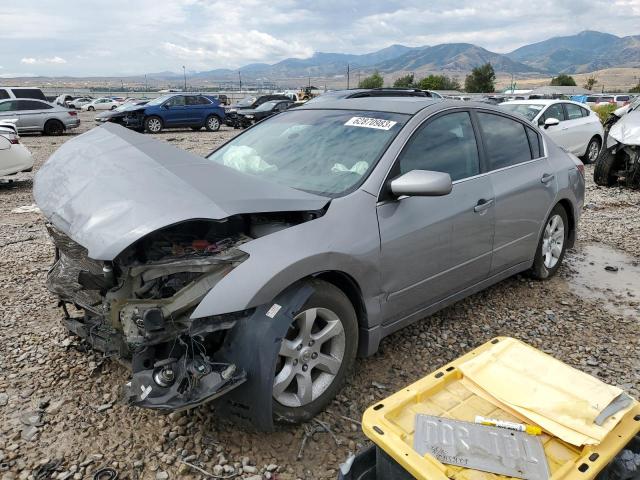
34 123 328 260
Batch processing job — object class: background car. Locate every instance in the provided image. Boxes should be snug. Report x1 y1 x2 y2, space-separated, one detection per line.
94 100 149 125
0 121 33 176
500 99 603 163
36 97 584 427
82 98 120 111
224 94 292 127
67 97 93 109
119 93 225 133
236 99 295 127
0 87 47 101
0 98 80 135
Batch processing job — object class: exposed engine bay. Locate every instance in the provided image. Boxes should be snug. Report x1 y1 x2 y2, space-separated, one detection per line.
46 210 322 411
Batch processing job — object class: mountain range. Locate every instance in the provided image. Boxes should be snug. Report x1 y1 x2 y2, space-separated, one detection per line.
167 30 639 82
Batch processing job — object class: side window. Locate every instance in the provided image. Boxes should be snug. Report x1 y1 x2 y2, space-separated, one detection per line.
0 101 17 112
397 111 480 181
0 89 9 100
565 103 584 120
16 100 42 111
526 127 542 158
580 106 590 117
12 89 45 100
166 96 185 107
542 104 566 123
185 96 198 106
477 112 532 170
197 96 211 105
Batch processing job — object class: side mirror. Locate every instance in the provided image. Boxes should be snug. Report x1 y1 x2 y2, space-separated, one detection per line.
390 170 452 198
544 117 560 129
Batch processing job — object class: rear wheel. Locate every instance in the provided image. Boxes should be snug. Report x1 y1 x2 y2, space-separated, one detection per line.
529 205 568 280
144 116 163 134
110 105 117 110
272 279 357 424
205 115 220 132
594 148 620 186
87 106 95 111
582 136 601 164
43 119 64 136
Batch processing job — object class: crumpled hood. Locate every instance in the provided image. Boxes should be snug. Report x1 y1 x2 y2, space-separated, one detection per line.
610 110 640 146
34 123 328 260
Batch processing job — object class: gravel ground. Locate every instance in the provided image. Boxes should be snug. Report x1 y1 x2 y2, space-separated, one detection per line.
1 112 638 480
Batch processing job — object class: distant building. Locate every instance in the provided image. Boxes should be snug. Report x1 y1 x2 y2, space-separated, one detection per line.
530 86 591 96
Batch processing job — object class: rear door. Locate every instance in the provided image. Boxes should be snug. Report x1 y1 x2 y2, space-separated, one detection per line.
378 110 495 322
476 111 555 274
16 100 52 131
562 102 592 155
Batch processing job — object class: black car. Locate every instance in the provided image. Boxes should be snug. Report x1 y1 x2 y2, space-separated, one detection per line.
224 94 291 128
236 100 295 127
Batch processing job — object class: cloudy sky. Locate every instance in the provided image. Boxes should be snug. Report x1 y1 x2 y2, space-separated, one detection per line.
1 0 639 77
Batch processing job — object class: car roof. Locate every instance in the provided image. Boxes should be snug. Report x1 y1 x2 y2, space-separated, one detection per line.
299 96 444 115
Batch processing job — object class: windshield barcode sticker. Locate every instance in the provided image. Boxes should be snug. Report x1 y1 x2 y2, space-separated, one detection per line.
345 117 397 130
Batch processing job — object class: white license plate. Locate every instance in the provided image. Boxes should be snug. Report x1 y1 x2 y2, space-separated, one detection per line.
414 415 549 480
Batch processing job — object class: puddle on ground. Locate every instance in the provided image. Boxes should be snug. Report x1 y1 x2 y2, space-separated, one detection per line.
565 244 640 317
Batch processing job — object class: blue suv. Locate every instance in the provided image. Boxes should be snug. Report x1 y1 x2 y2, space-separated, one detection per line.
123 94 225 133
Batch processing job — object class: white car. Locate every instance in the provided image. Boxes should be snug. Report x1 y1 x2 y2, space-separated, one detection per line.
0 121 34 176
81 98 120 111
500 99 604 163
68 97 94 109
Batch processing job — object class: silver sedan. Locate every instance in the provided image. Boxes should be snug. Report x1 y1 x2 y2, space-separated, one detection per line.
0 98 80 135
35 96 584 428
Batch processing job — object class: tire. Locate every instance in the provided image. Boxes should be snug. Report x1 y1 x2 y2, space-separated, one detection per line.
43 119 64 136
594 148 620 186
581 136 601 164
110 105 117 110
272 279 358 424
87 106 95 111
205 115 220 132
528 204 569 280
144 116 163 134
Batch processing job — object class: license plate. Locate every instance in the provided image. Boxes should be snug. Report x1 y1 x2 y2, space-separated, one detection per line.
414 415 549 480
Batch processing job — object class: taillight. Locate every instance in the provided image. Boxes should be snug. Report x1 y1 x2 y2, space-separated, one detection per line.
68 111 77 116
2 132 19 144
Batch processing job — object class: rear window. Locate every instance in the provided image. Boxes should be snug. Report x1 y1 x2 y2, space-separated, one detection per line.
11 88 46 101
477 112 532 170
0 89 9 100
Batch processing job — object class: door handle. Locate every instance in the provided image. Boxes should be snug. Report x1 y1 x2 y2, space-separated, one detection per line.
541 173 555 184
474 198 494 213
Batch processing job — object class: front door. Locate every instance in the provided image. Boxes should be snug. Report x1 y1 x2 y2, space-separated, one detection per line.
163 95 189 126
539 103 571 151
377 110 495 323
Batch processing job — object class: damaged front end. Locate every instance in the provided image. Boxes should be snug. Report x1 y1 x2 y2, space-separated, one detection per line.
46 219 252 410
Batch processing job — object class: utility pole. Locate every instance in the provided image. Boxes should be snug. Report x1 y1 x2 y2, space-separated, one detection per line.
182 66 186 91
238 71 242 92
347 64 350 89
144 74 147 92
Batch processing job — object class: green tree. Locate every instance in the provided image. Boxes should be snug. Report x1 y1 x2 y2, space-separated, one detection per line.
417 74 461 91
550 74 576 86
584 76 598 91
393 73 415 88
359 71 384 89
629 82 640 93
464 63 496 93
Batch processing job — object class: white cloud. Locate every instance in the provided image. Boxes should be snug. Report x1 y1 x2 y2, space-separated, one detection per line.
21 56 67 65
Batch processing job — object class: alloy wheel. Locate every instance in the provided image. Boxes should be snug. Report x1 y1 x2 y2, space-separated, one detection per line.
207 116 220 131
273 307 346 408
588 140 600 163
147 118 162 133
541 214 564 269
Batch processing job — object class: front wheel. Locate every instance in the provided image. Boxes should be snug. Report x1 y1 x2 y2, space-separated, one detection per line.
87 106 95 111
528 205 568 280
205 115 220 132
144 116 163 134
272 279 357 424
582 136 601 164
594 148 620 186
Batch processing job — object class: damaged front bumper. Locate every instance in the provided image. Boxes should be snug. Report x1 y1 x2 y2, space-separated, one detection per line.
46 223 250 411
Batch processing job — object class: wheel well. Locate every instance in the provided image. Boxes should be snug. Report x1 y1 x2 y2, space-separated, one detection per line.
556 199 576 248
591 134 602 145
312 271 366 330
45 118 64 128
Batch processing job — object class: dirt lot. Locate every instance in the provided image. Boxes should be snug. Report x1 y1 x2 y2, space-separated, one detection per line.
1 111 639 480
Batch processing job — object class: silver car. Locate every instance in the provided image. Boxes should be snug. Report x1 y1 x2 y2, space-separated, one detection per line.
0 98 80 135
34 96 584 429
